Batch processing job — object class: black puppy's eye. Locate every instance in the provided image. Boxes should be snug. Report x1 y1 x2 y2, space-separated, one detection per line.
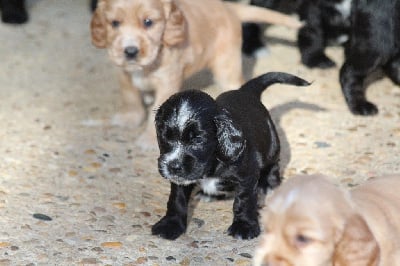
143 18 153 28
111 20 121 28
164 128 178 141
182 123 202 145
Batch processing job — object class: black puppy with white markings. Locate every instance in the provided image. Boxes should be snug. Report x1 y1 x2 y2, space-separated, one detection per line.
151 72 310 240
340 0 400 115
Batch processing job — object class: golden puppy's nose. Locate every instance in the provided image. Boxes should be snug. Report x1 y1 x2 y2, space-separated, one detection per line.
124 46 138 60
266 256 287 266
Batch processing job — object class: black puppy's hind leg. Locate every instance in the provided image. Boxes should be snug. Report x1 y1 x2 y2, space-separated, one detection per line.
298 26 336 69
384 54 400 85
297 0 335 69
259 162 281 192
340 61 378 115
152 183 195 240
257 162 281 207
242 23 265 56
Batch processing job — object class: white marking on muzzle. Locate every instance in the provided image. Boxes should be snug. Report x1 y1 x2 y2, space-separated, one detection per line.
161 144 184 177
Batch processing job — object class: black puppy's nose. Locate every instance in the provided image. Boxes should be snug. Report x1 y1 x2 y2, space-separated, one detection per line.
168 160 183 175
124 46 139 59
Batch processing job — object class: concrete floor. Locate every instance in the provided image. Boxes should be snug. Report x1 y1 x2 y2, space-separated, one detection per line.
0 1 399 265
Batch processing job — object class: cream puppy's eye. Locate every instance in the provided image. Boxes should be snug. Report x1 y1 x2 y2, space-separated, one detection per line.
294 234 312 248
143 18 153 28
111 20 120 28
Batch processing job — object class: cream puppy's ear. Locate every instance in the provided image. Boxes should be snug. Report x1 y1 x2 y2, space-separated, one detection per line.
90 0 107 48
334 214 380 266
161 0 186 46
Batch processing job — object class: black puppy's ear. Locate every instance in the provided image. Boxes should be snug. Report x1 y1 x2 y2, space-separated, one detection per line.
154 106 166 140
214 109 246 162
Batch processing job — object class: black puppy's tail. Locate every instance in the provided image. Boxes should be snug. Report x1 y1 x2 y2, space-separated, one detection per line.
240 72 310 98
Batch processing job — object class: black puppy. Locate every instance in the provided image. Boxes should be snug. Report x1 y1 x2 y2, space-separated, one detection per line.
340 0 400 115
239 0 282 56
297 0 351 68
1 0 97 24
152 72 310 240
241 0 299 56
0 0 28 24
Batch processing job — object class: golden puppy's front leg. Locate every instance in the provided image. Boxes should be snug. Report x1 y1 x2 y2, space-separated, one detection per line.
111 70 146 127
134 74 182 150
211 44 244 92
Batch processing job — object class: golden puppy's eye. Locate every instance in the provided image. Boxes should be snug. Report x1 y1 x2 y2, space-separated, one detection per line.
294 234 312 248
111 20 120 28
143 18 153 28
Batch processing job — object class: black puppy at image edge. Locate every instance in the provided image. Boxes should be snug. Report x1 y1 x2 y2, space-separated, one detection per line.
152 72 310 240
339 0 400 115
0 0 97 24
0 0 28 24
297 0 400 115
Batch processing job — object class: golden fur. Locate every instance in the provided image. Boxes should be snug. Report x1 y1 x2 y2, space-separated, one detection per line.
90 0 301 149
253 174 400 266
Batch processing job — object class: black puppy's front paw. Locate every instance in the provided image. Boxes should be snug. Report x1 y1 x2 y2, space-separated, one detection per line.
303 53 336 69
227 220 260 240
151 215 186 240
349 101 378 116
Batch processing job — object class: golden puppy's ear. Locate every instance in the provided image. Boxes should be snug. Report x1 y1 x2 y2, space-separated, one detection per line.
162 0 186 46
334 214 380 266
90 1 107 48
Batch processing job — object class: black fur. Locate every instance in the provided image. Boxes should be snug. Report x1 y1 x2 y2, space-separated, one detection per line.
152 72 310 240
90 0 97 12
0 0 28 24
297 0 351 69
1 0 98 24
242 22 265 56
240 0 299 56
297 0 400 114
340 0 400 115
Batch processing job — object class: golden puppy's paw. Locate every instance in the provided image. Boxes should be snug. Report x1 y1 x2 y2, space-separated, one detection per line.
111 110 146 128
134 127 158 151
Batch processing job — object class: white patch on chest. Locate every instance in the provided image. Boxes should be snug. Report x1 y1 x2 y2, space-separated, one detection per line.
130 70 155 105
131 70 152 92
337 34 349 44
335 0 352 19
199 178 222 195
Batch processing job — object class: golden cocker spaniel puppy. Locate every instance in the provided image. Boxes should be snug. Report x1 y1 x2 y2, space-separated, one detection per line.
90 0 301 149
253 174 400 266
